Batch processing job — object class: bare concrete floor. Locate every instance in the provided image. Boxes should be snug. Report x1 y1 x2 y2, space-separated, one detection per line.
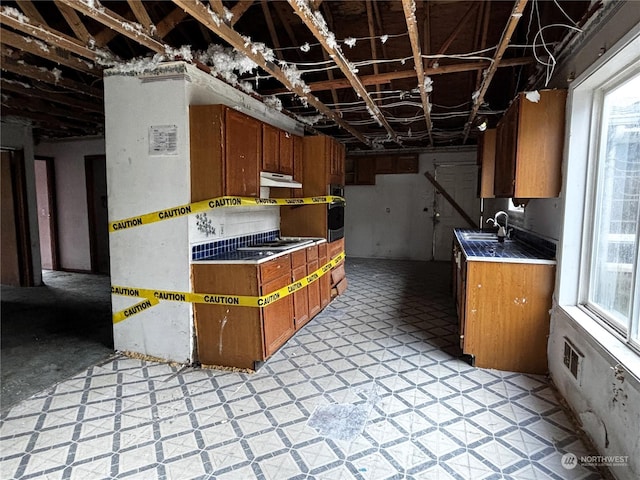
1 270 113 412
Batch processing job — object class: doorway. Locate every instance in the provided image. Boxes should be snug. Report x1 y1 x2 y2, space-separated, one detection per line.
432 163 480 261
85 155 110 274
34 157 59 270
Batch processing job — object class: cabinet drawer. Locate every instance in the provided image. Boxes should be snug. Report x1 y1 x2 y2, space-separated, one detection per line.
260 255 291 284
328 238 344 259
306 245 318 261
318 242 327 261
291 249 306 269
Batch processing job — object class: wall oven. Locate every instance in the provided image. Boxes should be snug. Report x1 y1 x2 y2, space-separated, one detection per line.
328 184 345 242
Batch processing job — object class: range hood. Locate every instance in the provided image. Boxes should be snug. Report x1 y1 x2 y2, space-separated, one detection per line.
260 171 302 189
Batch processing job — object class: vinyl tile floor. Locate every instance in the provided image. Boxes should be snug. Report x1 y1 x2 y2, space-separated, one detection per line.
0 259 603 479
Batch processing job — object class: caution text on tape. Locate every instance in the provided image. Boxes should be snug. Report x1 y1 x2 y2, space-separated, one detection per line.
110 196 345 233
111 252 345 323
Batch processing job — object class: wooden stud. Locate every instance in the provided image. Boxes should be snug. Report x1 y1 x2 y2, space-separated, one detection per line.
365 0 381 98
15 0 46 25
2 95 102 124
260 0 283 61
463 0 529 143
426 2 479 69
155 8 189 38
288 0 400 145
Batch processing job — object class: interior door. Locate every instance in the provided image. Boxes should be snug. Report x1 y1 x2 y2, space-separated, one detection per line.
432 164 480 261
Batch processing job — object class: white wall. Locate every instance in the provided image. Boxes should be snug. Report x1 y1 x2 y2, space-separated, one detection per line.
105 62 304 363
35 138 105 271
345 150 476 260
1 120 42 286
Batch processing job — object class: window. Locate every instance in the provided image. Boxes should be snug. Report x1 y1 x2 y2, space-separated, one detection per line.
583 71 640 343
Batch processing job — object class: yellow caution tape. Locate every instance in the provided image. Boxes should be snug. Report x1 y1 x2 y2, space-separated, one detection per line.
111 252 346 323
109 196 345 233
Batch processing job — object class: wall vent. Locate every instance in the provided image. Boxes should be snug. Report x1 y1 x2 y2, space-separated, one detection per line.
563 337 583 381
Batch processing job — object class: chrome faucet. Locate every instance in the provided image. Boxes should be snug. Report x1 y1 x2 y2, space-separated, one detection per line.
486 211 509 241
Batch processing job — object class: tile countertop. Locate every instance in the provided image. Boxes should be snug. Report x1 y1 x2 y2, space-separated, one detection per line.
454 229 556 265
191 237 327 265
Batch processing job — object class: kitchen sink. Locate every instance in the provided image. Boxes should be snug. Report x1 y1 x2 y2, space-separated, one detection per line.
461 232 499 241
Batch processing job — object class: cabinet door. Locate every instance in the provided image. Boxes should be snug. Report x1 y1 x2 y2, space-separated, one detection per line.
292 264 310 329
225 109 261 197
354 157 375 185
279 130 294 176
307 257 321 319
494 101 518 197
396 154 419 173
292 135 304 198
318 243 330 308
262 124 279 173
329 139 345 185
478 129 496 198
262 274 294 357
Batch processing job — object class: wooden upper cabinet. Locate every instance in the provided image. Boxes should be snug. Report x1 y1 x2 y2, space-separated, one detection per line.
478 129 496 198
494 89 567 198
395 154 419 174
279 130 294 176
262 123 280 173
189 105 260 201
354 157 375 185
329 139 345 185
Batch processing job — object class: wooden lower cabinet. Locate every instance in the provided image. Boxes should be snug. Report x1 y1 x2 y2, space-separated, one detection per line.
291 250 310 329
191 256 293 370
459 257 555 374
306 245 321 319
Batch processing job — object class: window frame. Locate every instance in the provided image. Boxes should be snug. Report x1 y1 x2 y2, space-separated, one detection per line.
581 69 640 340
567 30 640 353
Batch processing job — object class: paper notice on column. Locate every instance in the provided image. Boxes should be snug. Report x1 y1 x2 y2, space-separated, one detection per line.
149 125 178 155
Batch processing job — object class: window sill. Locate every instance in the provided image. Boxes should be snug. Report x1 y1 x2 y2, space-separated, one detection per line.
559 305 640 389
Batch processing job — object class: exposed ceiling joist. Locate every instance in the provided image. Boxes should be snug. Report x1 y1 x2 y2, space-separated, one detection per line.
54 0 93 44
0 28 100 76
1 106 98 135
463 0 529 142
365 0 381 98
172 0 371 147
288 0 400 146
402 0 434 146
15 0 45 25
427 2 478 69
126 0 155 34
230 0 254 26
0 55 103 97
0 8 101 61
0 78 104 114
2 96 101 124
58 0 164 53
264 57 535 95
317 3 341 111
261 0 284 61
155 8 188 38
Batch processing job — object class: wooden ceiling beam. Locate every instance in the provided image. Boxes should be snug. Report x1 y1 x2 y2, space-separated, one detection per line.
260 0 283 61
264 58 535 95
0 56 102 98
402 0 433 146
15 1 46 25
365 0 381 98
427 2 478 68
2 95 102 124
58 0 165 53
54 0 92 44
463 0 529 142
474 1 492 91
171 0 371 146
0 78 104 113
1 106 99 135
155 8 188 38
126 0 155 34
0 9 101 61
0 28 100 77
317 3 341 111
230 1 254 26
288 0 400 145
